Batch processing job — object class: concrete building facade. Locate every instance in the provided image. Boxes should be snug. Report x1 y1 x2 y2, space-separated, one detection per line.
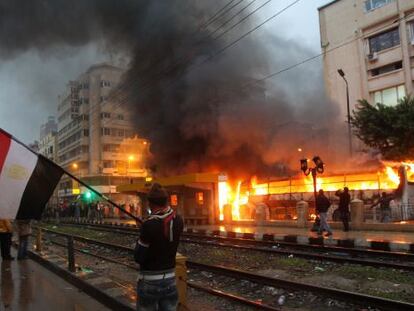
56 63 149 201
319 0 414 113
39 116 58 162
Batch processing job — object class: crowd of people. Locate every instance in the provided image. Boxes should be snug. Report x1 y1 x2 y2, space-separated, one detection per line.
44 201 142 223
314 187 395 235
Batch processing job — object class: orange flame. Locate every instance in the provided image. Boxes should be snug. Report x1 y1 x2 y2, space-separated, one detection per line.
218 163 408 221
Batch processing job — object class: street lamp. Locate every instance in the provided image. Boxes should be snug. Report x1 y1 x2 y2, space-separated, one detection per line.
337 69 353 157
300 156 325 204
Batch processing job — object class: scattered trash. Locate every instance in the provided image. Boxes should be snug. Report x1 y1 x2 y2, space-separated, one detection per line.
277 295 286 305
288 254 294 258
314 266 325 272
52 226 57 229
81 267 93 273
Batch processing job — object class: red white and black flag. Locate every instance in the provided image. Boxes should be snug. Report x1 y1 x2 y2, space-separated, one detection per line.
0 128 64 220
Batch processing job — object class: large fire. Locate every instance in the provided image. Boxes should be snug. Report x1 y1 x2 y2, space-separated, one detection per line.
218 162 414 221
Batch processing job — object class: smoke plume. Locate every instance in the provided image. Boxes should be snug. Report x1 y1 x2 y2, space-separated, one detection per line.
0 0 343 178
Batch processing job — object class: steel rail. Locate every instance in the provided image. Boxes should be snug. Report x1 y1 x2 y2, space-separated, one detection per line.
187 281 281 311
37 227 414 311
59 220 414 259
53 222 414 270
187 261 414 311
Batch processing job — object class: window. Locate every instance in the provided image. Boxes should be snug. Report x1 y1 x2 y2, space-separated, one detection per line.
365 0 394 12
196 192 204 205
103 161 113 168
409 23 414 43
117 114 124 120
101 128 111 136
100 80 111 87
118 129 124 137
369 28 400 53
100 112 111 119
83 129 89 137
373 84 405 106
100 96 108 103
370 61 402 76
170 194 178 206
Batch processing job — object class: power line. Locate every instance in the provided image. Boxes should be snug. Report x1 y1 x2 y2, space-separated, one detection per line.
208 0 260 39
201 0 302 64
254 14 407 84
88 0 280 129
212 0 273 41
113 0 288 108
114 0 291 108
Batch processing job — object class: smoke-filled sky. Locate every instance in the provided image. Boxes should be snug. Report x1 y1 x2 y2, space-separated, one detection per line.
0 0 331 142
0 0 341 176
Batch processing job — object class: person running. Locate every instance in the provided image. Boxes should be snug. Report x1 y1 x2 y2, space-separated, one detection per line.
371 192 393 223
316 189 333 237
335 187 351 232
134 183 183 311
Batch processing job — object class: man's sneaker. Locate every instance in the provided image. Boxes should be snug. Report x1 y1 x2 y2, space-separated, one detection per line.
325 232 333 237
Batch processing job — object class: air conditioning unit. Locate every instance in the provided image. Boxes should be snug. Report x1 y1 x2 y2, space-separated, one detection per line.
367 52 378 61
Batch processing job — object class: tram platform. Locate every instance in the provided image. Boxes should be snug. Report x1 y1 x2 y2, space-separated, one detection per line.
0 250 110 311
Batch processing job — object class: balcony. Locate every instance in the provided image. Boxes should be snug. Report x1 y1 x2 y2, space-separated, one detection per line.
367 68 405 91
366 45 402 71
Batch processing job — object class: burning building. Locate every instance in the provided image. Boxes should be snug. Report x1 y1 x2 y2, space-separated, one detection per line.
117 162 414 225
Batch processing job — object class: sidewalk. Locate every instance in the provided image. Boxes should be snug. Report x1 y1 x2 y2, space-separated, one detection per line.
0 251 110 311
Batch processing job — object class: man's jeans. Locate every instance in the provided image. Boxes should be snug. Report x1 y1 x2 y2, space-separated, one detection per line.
380 208 391 223
318 212 332 234
137 277 178 311
18 235 29 259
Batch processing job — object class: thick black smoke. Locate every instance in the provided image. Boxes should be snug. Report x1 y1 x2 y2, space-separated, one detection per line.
0 0 341 178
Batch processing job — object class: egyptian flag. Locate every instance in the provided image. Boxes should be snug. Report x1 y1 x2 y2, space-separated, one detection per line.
0 129 64 219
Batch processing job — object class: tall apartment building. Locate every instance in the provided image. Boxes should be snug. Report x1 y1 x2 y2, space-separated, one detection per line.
39 116 58 161
57 63 149 201
319 0 414 113
40 116 57 139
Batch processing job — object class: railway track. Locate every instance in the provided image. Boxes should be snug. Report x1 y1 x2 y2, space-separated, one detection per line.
36 226 414 311
53 221 414 271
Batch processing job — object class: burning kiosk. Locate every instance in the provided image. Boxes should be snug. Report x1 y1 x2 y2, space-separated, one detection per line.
117 164 414 226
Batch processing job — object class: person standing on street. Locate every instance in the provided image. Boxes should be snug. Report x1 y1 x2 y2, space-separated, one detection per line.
371 192 393 223
134 183 184 311
15 219 31 260
335 187 351 232
316 189 333 237
0 219 14 260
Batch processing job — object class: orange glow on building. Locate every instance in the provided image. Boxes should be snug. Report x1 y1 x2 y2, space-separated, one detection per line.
217 163 409 221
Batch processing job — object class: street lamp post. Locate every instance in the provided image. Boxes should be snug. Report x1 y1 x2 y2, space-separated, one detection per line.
128 155 134 184
300 156 325 205
337 69 353 157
